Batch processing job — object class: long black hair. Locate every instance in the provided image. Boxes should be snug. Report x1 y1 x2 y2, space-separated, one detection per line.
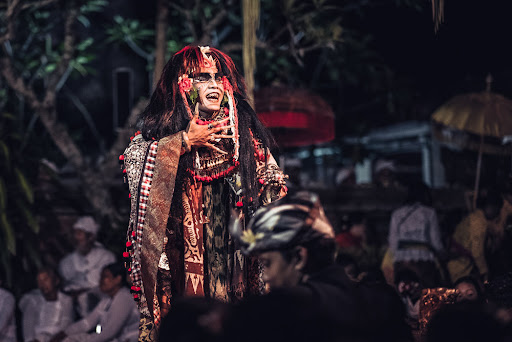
138 46 275 208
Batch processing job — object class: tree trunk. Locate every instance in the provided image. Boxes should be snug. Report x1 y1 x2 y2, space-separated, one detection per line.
153 0 169 92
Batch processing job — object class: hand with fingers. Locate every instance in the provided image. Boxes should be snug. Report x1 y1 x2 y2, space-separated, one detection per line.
187 103 234 154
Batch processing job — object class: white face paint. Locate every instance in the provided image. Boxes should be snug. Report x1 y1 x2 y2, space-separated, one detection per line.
192 65 225 116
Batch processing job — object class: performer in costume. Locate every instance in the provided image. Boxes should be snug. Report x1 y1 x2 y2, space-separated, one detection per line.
121 46 287 339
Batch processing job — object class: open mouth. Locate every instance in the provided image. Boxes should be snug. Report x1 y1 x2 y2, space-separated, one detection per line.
206 93 220 101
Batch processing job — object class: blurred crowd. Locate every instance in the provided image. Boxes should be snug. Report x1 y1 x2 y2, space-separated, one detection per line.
2 174 512 342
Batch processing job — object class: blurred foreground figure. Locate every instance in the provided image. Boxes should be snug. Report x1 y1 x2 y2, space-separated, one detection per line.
121 45 286 339
426 301 507 342
233 191 413 341
19 268 74 342
59 216 115 318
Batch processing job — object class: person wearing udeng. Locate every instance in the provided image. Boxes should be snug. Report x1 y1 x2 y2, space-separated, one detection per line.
122 46 286 334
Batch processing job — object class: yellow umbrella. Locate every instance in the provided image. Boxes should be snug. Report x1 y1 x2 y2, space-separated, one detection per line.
432 82 512 209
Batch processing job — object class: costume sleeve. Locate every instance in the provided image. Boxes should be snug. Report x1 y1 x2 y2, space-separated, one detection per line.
83 290 134 342
256 150 288 205
388 212 399 253
470 217 488 276
429 210 444 252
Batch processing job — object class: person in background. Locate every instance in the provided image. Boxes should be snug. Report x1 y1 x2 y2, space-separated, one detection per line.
0 278 16 342
51 263 139 342
447 190 503 283
454 275 483 304
58 216 116 318
374 159 402 189
394 269 423 328
335 165 356 187
19 267 74 342
388 181 444 288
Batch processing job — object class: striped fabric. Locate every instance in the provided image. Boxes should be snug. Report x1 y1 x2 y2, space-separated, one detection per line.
125 139 158 313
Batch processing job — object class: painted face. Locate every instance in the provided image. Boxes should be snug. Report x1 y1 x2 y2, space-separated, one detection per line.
455 282 478 302
192 65 225 116
258 251 302 291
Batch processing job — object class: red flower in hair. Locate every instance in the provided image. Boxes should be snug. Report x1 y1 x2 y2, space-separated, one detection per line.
222 76 232 92
178 74 192 92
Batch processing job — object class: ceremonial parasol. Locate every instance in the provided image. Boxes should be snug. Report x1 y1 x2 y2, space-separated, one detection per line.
254 87 335 148
432 76 512 208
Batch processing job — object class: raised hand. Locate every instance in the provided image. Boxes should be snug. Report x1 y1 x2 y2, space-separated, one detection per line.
187 103 234 154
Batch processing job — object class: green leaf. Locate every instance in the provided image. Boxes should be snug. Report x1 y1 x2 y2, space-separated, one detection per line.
0 178 6 211
72 62 88 76
15 168 33 204
77 38 94 51
0 141 10 164
17 201 39 234
77 15 91 28
1 213 16 255
44 64 56 73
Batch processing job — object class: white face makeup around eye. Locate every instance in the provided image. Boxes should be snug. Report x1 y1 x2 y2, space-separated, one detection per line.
193 66 225 116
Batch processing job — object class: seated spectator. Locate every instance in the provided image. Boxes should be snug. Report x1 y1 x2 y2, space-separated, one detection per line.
335 212 367 250
51 263 139 342
19 267 74 342
373 159 403 189
454 275 483 304
0 278 16 342
394 269 423 327
335 166 356 187
59 216 115 318
447 191 503 283
388 181 444 288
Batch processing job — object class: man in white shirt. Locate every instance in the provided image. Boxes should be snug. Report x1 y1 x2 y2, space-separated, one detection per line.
59 216 116 318
19 268 74 342
0 281 16 342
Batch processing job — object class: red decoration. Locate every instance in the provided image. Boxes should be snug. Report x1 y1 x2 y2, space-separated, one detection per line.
119 155 124 161
255 87 335 147
178 74 193 92
187 160 240 183
123 252 129 258
126 241 132 248
236 201 243 207
222 76 233 92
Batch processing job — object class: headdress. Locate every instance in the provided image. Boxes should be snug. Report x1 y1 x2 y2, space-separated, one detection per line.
231 191 334 255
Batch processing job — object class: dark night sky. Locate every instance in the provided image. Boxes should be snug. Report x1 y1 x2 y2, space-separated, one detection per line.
370 0 512 99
